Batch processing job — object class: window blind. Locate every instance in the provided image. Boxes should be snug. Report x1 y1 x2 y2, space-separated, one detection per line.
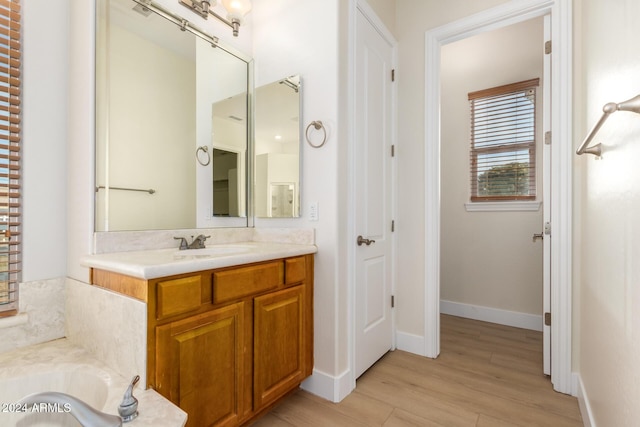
0 0 20 317
469 78 539 201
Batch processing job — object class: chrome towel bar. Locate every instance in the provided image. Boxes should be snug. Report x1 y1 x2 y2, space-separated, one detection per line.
96 186 156 195
577 94 640 157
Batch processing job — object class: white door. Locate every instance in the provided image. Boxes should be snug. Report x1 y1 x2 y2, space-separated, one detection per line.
354 9 394 379
542 14 552 376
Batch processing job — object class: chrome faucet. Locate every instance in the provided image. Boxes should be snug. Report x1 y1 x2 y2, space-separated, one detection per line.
173 236 189 250
188 234 210 249
174 234 210 250
118 375 140 422
18 392 122 427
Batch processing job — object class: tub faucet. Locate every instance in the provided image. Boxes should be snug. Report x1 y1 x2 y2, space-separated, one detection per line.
118 375 140 422
18 392 122 427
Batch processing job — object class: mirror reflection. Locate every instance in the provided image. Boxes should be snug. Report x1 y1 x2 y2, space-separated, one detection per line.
254 76 301 218
95 0 249 231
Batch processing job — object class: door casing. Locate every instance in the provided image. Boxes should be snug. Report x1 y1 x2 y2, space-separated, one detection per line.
424 0 574 395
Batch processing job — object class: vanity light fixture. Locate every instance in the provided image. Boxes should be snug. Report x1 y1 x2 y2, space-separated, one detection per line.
179 0 252 37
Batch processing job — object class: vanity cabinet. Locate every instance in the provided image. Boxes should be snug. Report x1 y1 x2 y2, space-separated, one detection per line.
155 302 250 426
89 254 313 427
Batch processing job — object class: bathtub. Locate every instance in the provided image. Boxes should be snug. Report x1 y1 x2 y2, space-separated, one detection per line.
0 339 186 427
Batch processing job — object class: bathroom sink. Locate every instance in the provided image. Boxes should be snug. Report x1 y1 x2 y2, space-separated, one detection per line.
173 245 253 258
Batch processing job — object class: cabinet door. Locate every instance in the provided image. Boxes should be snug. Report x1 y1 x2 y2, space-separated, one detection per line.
253 285 306 409
156 302 249 427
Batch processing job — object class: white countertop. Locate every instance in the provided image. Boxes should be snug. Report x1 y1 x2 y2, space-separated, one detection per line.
81 241 317 279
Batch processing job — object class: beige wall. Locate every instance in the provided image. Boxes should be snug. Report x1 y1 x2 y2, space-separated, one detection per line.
364 0 396 35
97 24 196 231
440 18 544 316
252 0 347 397
395 0 509 337
575 0 640 424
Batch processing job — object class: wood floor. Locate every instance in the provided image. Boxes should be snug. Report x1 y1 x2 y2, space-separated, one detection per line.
251 315 583 426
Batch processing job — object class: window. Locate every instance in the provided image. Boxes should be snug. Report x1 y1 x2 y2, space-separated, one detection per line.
469 78 539 202
0 0 21 317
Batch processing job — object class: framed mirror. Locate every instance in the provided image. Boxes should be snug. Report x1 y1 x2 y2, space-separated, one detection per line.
254 76 301 218
95 0 251 231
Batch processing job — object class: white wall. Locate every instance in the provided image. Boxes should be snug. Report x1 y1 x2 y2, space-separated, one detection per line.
365 0 396 36
440 18 544 318
575 0 640 424
22 0 69 282
252 0 347 399
395 0 510 339
0 0 73 354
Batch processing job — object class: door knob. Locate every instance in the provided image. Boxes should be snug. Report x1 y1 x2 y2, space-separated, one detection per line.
532 233 544 242
357 235 375 246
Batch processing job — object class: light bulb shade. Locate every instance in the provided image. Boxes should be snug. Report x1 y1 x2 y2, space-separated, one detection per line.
221 0 252 23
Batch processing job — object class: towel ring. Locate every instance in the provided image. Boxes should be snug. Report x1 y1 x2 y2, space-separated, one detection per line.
196 145 210 166
305 120 327 148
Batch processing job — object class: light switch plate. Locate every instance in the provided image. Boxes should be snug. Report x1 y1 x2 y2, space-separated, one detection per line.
309 202 319 221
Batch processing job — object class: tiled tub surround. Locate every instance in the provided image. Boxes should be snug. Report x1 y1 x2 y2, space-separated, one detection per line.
0 339 186 427
65 278 148 389
0 278 66 354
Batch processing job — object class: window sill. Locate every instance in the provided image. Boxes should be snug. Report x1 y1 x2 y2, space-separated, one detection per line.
464 201 541 212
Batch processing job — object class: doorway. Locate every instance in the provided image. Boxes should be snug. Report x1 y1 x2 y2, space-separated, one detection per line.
424 0 574 394
439 17 547 367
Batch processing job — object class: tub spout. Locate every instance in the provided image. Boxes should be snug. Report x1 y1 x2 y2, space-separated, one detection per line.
118 375 140 422
17 392 122 427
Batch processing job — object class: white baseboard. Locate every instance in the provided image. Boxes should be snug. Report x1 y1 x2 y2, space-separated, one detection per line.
301 368 353 403
576 373 596 427
441 300 543 332
396 330 427 356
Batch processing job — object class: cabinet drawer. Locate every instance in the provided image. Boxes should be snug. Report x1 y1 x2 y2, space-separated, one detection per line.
285 256 306 285
213 261 283 304
157 275 204 320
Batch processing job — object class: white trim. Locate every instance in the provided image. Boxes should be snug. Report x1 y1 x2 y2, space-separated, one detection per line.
441 300 542 332
424 0 573 394
396 331 425 355
300 368 353 403
576 373 596 427
464 201 542 212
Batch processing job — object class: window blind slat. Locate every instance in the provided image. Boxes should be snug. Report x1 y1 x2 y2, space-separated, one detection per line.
0 0 20 317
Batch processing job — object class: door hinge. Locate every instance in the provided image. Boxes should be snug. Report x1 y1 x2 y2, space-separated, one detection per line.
545 131 551 145
391 69 395 82
391 220 395 232
545 40 552 54
391 295 395 308
391 145 395 157
544 312 551 326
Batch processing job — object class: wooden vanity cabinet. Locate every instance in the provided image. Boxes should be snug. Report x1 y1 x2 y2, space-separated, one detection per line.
155 302 250 426
91 254 313 427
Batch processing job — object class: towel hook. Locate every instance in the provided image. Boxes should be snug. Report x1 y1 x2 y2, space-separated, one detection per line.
196 145 211 166
305 120 327 148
